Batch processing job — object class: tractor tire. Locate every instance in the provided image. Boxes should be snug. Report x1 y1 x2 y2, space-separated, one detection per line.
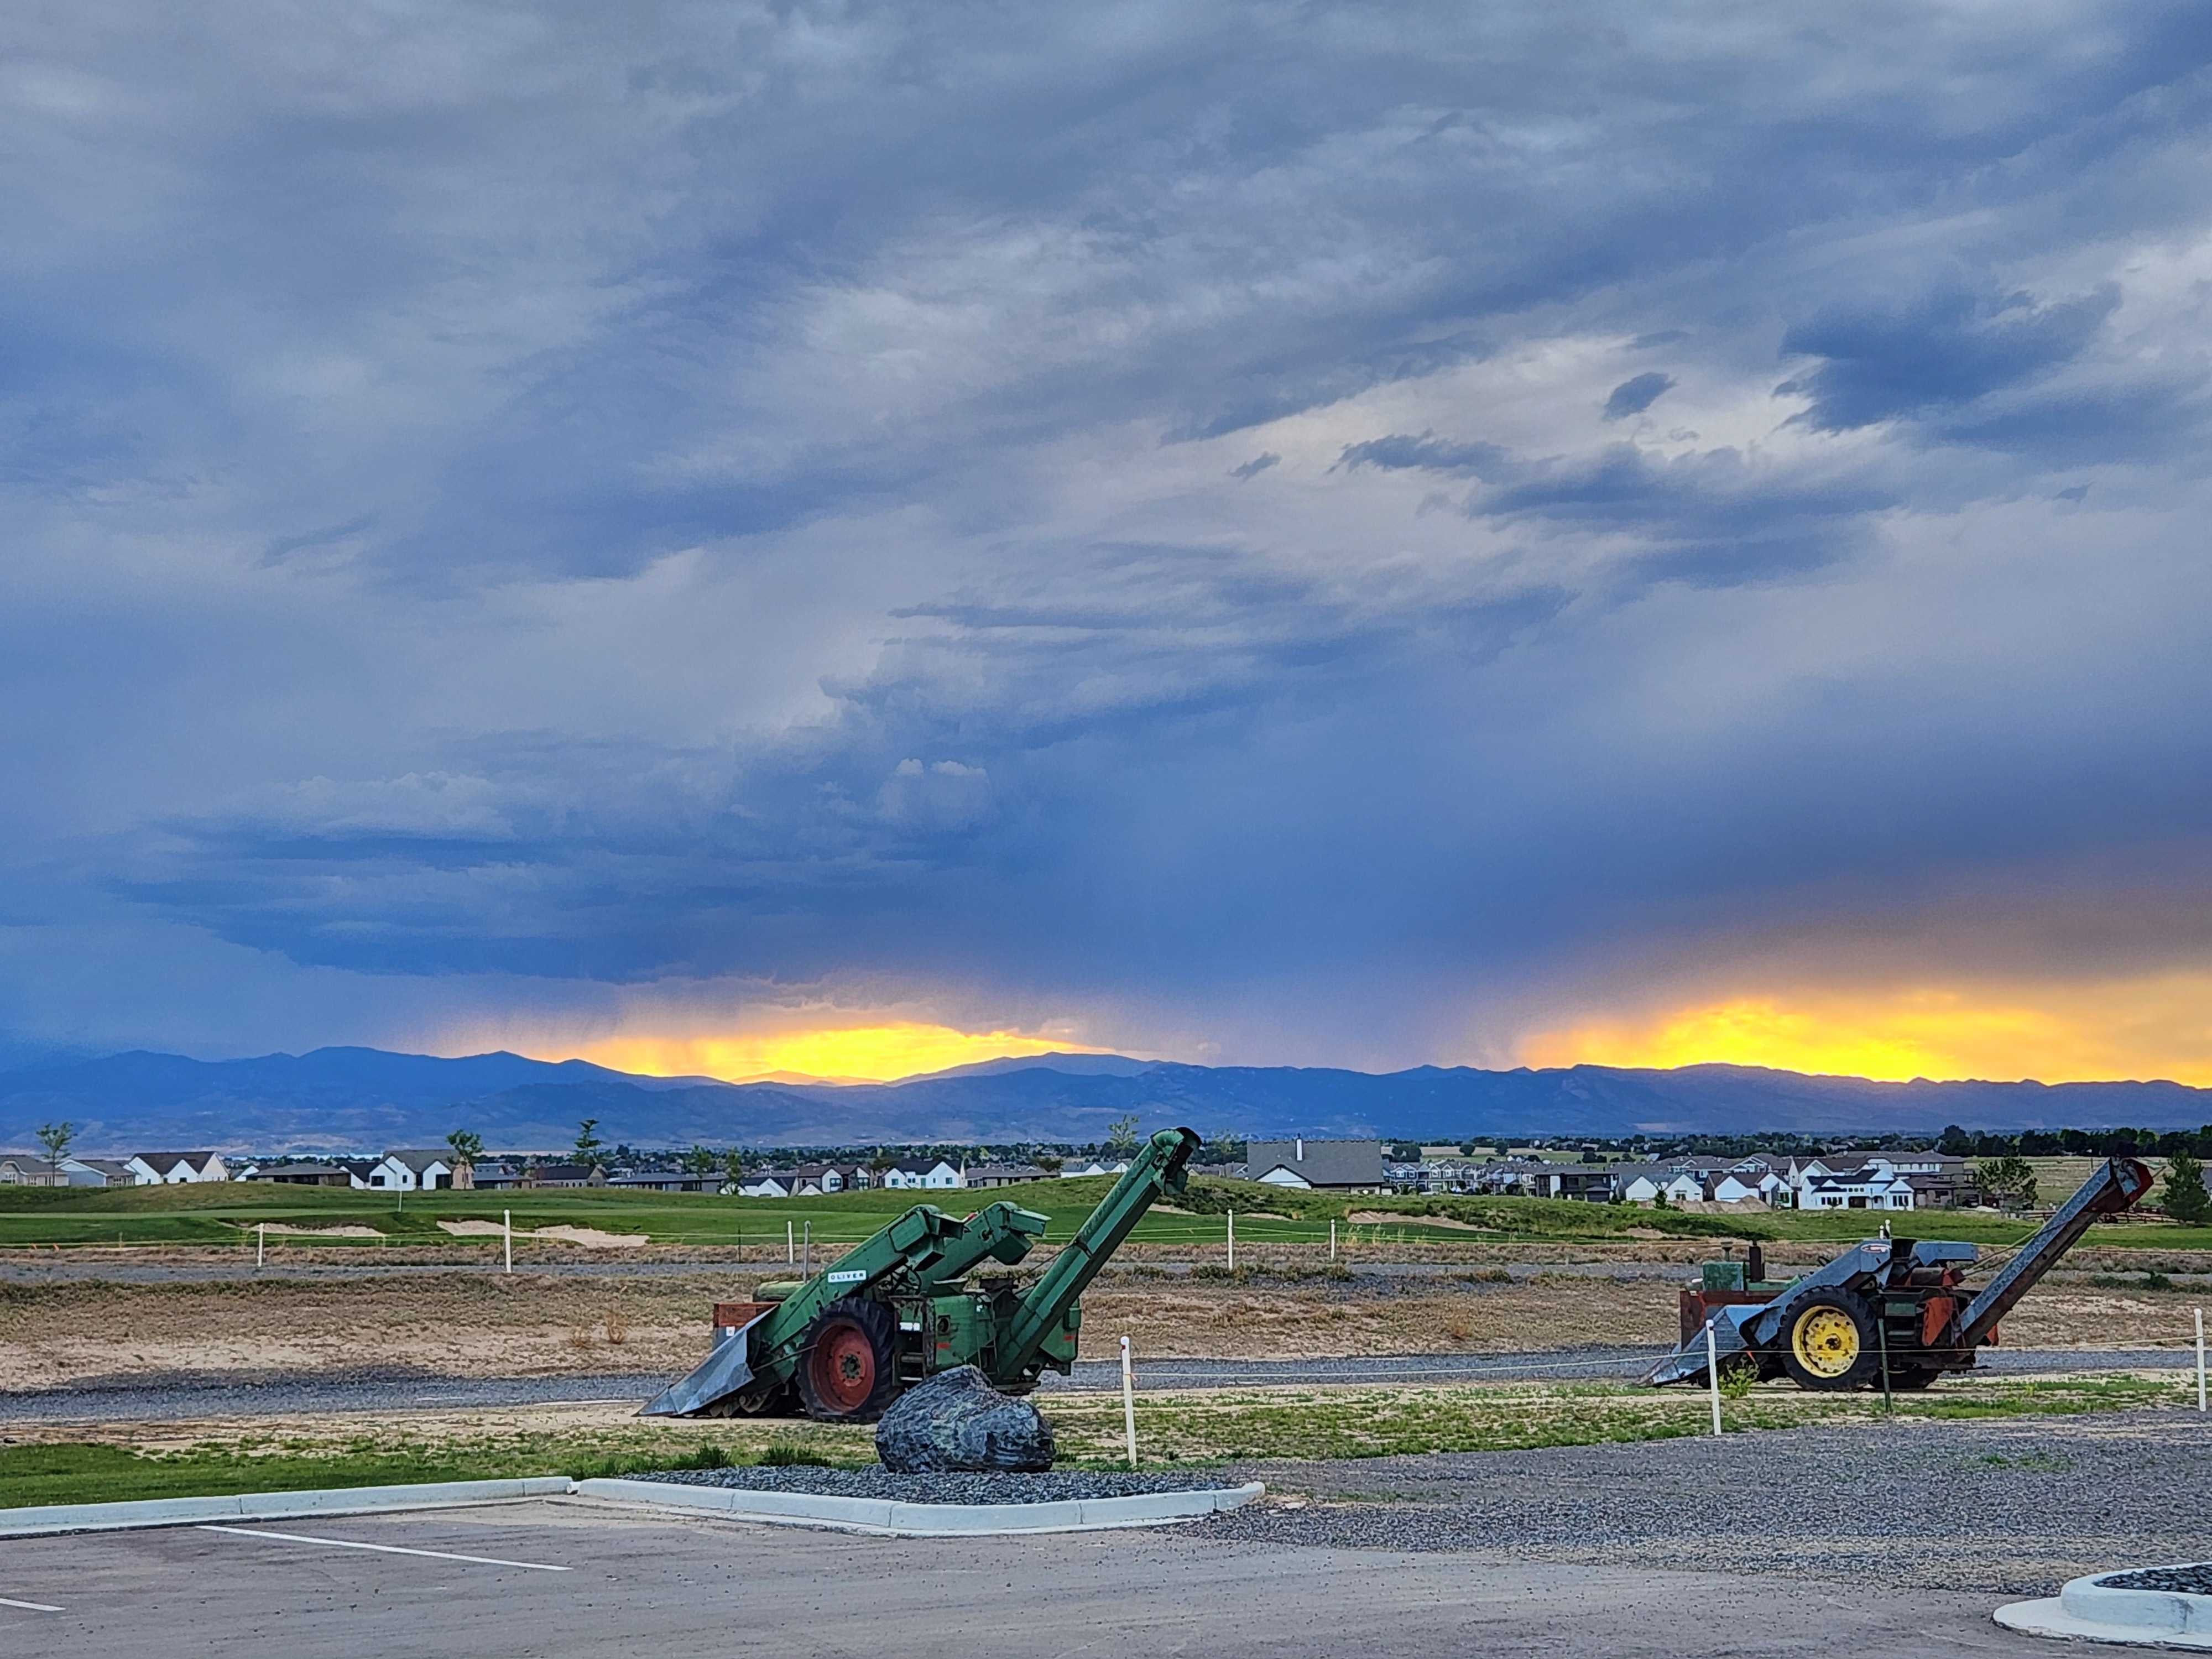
1777 1288 1882 1391
797 1297 901 1422
1886 1365 1943 1392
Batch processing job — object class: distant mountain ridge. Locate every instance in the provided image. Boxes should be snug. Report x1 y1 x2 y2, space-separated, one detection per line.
1 1044 2208 1154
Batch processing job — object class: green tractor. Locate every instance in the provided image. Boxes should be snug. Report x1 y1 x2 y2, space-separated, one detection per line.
645 1127 1199 1421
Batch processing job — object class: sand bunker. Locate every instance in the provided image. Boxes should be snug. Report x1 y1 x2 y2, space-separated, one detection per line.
435 1219 648 1248
244 1223 386 1239
529 1224 648 1249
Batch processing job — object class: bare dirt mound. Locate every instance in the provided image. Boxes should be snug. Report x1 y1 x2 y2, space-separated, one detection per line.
242 1223 386 1239
438 1220 508 1237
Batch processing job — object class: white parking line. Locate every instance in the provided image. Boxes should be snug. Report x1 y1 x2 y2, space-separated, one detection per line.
196 1525 570 1572
0 1594 64 1613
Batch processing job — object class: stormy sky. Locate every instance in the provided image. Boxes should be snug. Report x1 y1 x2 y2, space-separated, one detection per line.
6 3 2212 1082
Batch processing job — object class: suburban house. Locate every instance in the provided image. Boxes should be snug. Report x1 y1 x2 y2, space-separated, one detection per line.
1058 1157 1129 1179
0 1155 59 1186
606 1171 725 1193
59 1156 139 1188
1799 1164 1919 1210
368 1150 456 1191
1535 1167 1620 1202
735 1170 799 1198
468 1161 604 1190
249 1160 374 1187
879 1158 965 1190
966 1162 1050 1187
791 1162 868 1193
1244 1139 1386 1192
127 1151 229 1184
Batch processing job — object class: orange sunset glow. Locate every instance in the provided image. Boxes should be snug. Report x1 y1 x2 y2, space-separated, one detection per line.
567 1021 1102 1084
1519 973 2212 1086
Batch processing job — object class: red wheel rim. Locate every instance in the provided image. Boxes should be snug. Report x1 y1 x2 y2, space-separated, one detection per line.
812 1322 875 1412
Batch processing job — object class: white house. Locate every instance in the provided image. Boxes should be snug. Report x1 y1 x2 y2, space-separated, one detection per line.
127 1151 229 1185
736 1171 795 1198
1660 1171 1709 1204
1708 1172 1767 1205
1800 1165 1917 1211
367 1150 456 1192
880 1158 965 1190
1058 1157 1132 1180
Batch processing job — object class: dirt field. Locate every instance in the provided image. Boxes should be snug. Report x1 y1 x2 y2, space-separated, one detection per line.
1 1262 2202 1392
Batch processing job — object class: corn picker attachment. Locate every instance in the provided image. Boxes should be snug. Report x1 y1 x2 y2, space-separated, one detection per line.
1645 1155 2154 1392
643 1126 1200 1421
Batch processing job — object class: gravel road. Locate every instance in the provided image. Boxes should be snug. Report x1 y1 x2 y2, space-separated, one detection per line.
1206 1407 2212 1594
642 1466 1225 1502
2 1345 2194 1423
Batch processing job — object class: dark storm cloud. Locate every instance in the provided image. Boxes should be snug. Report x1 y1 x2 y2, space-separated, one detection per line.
6 2 2212 1063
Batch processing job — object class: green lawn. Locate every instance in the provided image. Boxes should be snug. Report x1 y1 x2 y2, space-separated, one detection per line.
0 1176 2203 1253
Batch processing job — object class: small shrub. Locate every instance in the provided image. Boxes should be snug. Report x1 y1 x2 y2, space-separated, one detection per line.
2142 1270 2175 1291
757 1441 830 1468
1716 1358 1760 1400
603 1306 630 1345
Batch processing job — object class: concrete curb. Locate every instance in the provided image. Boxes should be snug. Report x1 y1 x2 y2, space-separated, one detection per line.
0 1477 575 1539
568 1478 1266 1536
1997 1567 2212 1648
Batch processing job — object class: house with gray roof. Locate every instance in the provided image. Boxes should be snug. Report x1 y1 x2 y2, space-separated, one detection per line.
1244 1138 1385 1192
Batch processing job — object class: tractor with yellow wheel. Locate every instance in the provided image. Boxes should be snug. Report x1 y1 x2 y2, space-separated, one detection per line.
1647 1156 2153 1392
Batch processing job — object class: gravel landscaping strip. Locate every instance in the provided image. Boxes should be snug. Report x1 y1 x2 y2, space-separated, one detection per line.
4 1347 2194 1422
1201 1407 2212 1594
638 1467 1228 1504
2103 1565 2212 1593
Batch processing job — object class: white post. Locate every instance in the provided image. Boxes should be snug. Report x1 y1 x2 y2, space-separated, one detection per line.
503 1209 512 1274
2197 1307 2206 1413
1227 1209 1235 1271
256 1222 264 1270
1120 1335 1138 1468
1705 1318 1723 1437
787 1219 795 1264
1329 1218 1337 1260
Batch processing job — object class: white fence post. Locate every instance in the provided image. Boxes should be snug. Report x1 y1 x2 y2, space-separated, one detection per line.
2197 1307 2206 1413
503 1209 512 1274
1705 1318 1723 1437
1329 1218 1337 1260
1227 1209 1235 1271
255 1222 264 1270
787 1219 795 1264
1120 1335 1139 1468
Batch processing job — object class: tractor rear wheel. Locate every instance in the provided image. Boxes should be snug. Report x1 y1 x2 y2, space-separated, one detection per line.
797 1297 901 1422
1778 1289 1881 1391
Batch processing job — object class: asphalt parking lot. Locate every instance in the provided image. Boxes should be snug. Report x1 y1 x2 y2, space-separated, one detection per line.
0 1497 2079 1659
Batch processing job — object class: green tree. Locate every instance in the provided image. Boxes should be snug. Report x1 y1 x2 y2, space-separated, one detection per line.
2162 1151 2210 1225
575 1118 605 1162
684 1144 717 1177
35 1121 74 1186
1977 1155 2039 1209
722 1148 744 1186
1104 1114 1142 1155
445 1128 483 1166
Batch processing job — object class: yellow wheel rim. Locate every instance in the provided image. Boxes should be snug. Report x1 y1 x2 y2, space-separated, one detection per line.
1792 1307 1861 1378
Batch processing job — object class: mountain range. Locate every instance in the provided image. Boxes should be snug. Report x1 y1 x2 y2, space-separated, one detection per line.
2 1045 2210 1154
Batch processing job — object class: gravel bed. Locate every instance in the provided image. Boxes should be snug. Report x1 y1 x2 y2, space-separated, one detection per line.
1200 1408 2212 1594
638 1466 1230 1504
5 1346 2194 1423
2103 1565 2212 1593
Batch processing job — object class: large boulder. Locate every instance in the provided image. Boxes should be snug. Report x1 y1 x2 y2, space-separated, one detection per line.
875 1365 1056 1473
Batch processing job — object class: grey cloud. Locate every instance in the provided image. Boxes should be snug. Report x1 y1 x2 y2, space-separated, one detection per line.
1335 433 1510 477
1603 372 1675 420
1230 452 1280 480
1778 285 2121 433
